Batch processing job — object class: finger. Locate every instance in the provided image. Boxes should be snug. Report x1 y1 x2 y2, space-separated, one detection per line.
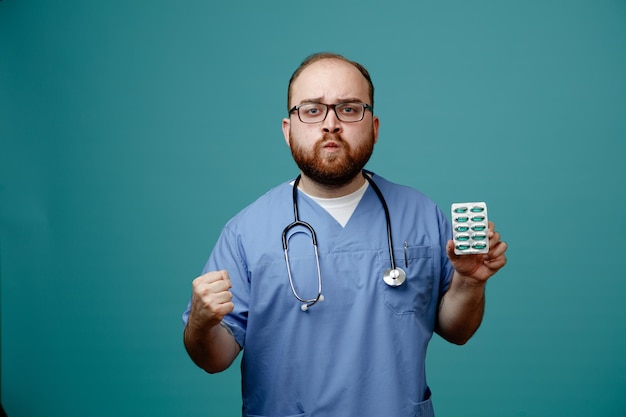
488 230 501 246
485 242 507 264
484 253 507 271
488 240 508 259
205 288 233 305
194 286 234 317
218 270 231 285
198 278 233 298
192 276 232 309
193 270 231 288
213 301 235 318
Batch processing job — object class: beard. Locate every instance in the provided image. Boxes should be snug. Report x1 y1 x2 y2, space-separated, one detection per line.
289 130 375 187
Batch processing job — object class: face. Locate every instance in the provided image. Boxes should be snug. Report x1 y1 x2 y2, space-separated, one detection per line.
282 58 379 187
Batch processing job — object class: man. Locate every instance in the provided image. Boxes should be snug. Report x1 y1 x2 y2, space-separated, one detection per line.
183 52 507 417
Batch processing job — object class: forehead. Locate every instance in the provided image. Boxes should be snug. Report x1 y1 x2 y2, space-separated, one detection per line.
290 58 370 105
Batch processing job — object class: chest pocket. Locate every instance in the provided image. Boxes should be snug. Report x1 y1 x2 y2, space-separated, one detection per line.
378 245 435 315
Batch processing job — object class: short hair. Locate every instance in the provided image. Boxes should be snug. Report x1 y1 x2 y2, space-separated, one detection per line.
286 52 375 112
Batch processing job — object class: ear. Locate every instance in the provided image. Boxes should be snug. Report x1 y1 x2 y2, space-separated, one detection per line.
282 118 291 146
372 115 380 144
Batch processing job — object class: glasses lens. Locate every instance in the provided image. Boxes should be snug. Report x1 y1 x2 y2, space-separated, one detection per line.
335 103 365 122
298 103 327 123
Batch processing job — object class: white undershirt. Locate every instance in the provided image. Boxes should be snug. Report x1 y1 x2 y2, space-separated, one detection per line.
298 181 369 227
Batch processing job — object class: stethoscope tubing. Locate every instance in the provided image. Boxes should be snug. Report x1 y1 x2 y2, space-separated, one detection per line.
282 170 404 310
282 175 323 309
361 171 398 272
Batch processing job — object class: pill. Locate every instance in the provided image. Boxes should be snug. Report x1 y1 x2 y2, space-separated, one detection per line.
472 242 487 250
471 224 486 231
470 206 484 213
456 234 470 241
471 215 485 222
453 207 468 213
455 216 469 223
456 243 471 250
472 233 487 241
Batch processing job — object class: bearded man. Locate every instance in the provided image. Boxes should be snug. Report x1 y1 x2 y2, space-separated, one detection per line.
183 52 507 417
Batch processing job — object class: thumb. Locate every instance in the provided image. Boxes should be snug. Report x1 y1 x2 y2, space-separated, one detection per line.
446 240 458 260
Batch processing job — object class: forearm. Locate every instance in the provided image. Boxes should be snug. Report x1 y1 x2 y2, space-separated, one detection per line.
184 321 241 374
435 271 486 345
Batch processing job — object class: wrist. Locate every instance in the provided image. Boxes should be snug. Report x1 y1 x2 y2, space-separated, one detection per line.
452 271 487 292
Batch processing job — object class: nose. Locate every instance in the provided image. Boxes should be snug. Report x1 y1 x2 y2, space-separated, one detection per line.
322 107 342 134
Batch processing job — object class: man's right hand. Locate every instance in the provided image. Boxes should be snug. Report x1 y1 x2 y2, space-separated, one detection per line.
188 270 235 329
184 270 240 373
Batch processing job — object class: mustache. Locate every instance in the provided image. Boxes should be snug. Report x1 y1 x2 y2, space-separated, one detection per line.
320 132 344 143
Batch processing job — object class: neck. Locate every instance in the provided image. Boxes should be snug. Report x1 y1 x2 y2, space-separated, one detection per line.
297 171 367 198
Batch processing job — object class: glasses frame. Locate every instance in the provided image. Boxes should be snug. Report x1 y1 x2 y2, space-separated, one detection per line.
288 102 374 124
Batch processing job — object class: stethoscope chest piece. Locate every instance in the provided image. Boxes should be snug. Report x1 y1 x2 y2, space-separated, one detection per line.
383 267 406 287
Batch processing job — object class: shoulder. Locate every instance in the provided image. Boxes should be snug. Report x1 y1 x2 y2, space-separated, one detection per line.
369 172 438 208
222 179 294 230
368 171 450 227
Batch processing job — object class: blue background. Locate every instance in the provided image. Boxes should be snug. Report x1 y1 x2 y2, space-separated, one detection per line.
1 0 625 416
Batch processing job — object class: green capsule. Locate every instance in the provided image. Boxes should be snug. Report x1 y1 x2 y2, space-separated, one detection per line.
471 215 485 222
455 225 469 232
470 206 485 213
455 216 469 223
456 243 471 250
456 234 470 241
453 206 468 213
472 233 487 241
472 242 488 250
471 224 486 231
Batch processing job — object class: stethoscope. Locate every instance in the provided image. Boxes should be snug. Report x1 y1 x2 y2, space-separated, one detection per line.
282 170 406 311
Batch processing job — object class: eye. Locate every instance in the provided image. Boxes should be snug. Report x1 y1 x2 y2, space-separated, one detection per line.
338 103 359 114
300 103 325 116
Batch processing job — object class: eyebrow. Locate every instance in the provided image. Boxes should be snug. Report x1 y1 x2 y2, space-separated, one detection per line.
298 97 367 105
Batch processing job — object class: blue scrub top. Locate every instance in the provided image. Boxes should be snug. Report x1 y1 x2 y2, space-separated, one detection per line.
184 172 454 417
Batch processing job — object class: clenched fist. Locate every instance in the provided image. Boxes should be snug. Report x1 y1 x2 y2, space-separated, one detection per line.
188 270 235 330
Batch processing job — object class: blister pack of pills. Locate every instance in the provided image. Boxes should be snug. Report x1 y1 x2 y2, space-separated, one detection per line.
451 202 489 255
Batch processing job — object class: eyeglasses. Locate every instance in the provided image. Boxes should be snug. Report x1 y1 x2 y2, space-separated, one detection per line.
288 102 373 124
